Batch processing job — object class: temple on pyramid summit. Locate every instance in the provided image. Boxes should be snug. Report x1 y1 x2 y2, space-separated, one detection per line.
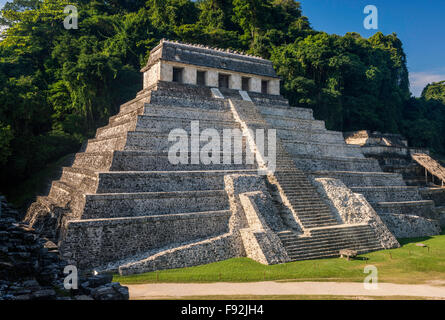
25 39 441 275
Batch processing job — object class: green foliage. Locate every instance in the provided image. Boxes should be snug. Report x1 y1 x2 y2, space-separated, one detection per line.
0 124 13 165
401 83 445 154
422 80 445 105
0 0 444 197
270 32 410 132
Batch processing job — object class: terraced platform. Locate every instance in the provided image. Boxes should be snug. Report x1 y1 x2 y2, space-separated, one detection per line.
25 80 397 270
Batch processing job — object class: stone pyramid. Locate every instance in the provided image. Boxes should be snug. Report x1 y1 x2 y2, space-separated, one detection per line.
25 40 404 275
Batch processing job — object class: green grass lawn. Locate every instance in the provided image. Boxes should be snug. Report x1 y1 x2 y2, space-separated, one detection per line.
114 231 445 285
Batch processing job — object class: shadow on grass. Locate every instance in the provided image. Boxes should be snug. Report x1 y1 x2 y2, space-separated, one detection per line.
397 236 433 246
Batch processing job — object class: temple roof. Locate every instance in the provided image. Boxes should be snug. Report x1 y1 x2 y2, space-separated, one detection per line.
141 39 279 79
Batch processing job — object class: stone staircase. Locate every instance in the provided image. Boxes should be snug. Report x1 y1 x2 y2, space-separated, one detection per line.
273 171 338 229
228 96 387 261
277 225 382 261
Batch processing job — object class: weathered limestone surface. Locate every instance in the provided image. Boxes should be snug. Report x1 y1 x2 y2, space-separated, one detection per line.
228 175 290 265
379 213 441 238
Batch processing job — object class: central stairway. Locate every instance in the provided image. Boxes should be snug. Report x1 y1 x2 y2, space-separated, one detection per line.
277 225 382 261
227 94 389 261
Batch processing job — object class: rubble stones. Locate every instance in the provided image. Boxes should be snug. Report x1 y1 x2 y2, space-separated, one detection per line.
0 196 128 300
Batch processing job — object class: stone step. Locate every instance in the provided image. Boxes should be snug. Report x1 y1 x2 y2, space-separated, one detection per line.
278 184 317 189
284 237 381 254
149 90 228 111
279 186 319 193
294 212 335 220
73 152 115 171
48 180 79 208
290 204 332 212
282 241 381 260
275 178 315 184
97 115 242 139
292 207 334 214
89 131 249 153
287 245 383 261
277 225 383 260
298 221 338 229
118 89 152 115
86 134 127 153
141 104 234 122
60 167 98 193
236 129 344 146
292 214 338 226
74 150 257 172
419 188 445 206
311 171 406 187
109 105 145 125
278 130 346 144
285 238 382 252
280 228 377 244
289 154 382 172
295 212 337 219
273 169 341 228
249 93 290 107
404 178 428 186
96 118 137 139
81 190 229 219
350 186 423 202
372 200 437 219
281 234 378 248
283 140 364 158
308 224 372 234
295 212 337 220
94 169 258 193
257 105 314 120
286 199 328 206
134 115 241 134
281 194 320 200
266 117 326 131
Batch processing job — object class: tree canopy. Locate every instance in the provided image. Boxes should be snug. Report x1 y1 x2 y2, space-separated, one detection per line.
0 0 444 199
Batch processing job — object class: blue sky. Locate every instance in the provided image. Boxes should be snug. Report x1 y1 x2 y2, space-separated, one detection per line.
300 0 445 96
1 0 444 95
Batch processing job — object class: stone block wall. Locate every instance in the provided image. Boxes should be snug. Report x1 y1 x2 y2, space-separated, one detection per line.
119 233 243 275
144 60 280 95
60 210 231 269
